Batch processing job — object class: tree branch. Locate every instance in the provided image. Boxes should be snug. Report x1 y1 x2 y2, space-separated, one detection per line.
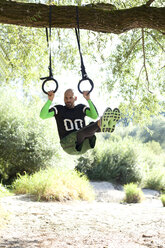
144 30 165 52
121 36 142 67
158 31 165 35
0 1 165 34
160 65 165 70
145 0 156 7
138 65 144 83
133 64 144 101
141 28 153 93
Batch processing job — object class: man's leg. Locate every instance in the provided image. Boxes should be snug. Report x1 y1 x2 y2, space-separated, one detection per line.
76 107 120 151
76 122 100 150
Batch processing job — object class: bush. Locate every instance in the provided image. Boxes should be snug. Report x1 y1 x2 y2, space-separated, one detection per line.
132 141 165 175
160 194 165 207
143 167 165 191
75 137 142 185
123 183 144 203
12 167 95 202
139 116 165 149
146 141 163 155
117 116 165 150
0 184 11 198
0 88 60 184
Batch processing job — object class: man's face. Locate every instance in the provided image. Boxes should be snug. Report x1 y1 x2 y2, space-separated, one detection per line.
64 90 77 109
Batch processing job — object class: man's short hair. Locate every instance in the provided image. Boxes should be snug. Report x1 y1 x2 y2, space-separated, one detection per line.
64 89 74 95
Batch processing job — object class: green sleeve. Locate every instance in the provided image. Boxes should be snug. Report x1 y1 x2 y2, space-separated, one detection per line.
85 100 99 119
40 100 54 119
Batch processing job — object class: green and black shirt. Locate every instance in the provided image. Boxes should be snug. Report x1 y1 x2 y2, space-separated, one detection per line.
40 100 99 140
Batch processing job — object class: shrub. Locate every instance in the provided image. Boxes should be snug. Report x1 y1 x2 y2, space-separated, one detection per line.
139 116 165 149
75 137 142 185
160 194 165 207
123 183 144 203
143 167 165 191
0 88 60 184
12 167 95 202
146 141 163 155
0 184 11 198
118 116 165 150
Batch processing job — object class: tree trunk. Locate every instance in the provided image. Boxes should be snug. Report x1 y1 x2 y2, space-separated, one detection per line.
0 1 165 34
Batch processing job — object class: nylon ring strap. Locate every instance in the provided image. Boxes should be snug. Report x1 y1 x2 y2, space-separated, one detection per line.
75 6 87 79
40 5 58 94
46 5 52 78
75 6 94 94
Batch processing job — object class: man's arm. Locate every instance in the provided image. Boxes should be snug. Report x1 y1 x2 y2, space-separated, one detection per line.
40 100 54 119
86 99 99 119
40 91 55 119
83 91 99 119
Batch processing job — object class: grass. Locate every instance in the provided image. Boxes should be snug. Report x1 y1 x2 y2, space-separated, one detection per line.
160 194 165 207
143 167 165 191
123 183 144 203
0 206 8 229
0 184 11 228
0 184 12 198
0 204 10 229
12 167 95 202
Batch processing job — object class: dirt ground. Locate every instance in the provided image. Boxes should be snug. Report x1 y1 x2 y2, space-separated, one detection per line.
0 182 165 248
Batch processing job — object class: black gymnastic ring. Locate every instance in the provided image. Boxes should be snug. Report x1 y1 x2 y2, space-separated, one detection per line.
78 77 94 94
42 78 58 94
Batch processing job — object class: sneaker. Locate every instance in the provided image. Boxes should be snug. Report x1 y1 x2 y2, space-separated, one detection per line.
101 107 120 132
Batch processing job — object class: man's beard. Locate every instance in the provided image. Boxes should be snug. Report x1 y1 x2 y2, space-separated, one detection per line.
65 102 73 108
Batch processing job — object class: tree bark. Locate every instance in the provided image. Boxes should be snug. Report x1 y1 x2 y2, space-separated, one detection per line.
0 1 165 34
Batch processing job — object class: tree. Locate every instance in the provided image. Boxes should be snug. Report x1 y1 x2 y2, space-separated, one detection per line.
0 0 164 123
0 1 165 33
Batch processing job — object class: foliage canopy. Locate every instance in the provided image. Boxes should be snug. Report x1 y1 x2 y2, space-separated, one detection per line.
0 0 164 123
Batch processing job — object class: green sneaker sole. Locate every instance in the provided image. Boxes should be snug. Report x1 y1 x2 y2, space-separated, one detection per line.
101 107 120 133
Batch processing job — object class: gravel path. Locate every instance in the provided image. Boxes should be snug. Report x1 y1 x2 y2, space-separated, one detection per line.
0 182 165 248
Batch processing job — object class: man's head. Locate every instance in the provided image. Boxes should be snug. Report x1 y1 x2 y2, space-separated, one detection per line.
64 89 77 109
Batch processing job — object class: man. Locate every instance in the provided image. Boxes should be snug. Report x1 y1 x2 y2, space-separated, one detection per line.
40 89 120 155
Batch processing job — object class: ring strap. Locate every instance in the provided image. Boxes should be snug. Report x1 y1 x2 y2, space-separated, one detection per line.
40 5 59 94
75 6 87 79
